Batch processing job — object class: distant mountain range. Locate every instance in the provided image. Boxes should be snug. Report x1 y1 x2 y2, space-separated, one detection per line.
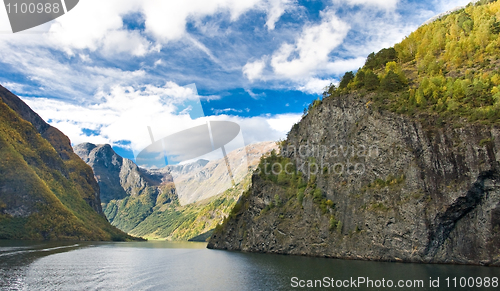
0 85 136 241
74 141 277 240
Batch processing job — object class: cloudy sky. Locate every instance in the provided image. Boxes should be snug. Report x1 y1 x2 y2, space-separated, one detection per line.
0 0 472 161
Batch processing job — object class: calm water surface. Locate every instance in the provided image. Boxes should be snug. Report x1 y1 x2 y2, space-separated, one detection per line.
0 240 498 290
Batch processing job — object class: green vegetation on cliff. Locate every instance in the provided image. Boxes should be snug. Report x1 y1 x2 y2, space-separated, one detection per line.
323 0 500 124
0 92 136 241
214 150 339 240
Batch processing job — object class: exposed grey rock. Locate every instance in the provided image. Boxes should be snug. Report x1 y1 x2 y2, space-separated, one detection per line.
208 93 500 266
74 143 155 203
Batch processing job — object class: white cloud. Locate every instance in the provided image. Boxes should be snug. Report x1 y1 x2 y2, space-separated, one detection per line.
270 10 350 79
341 0 400 10
79 54 91 63
245 89 266 100
44 0 295 56
297 78 334 94
1 82 27 93
0 0 297 100
22 83 298 158
213 108 244 114
48 0 149 56
142 0 261 42
0 35 150 100
216 113 301 146
324 57 366 75
242 58 267 81
265 0 296 30
99 29 152 57
266 113 301 133
241 8 356 93
154 59 163 67
23 82 198 153
185 34 224 68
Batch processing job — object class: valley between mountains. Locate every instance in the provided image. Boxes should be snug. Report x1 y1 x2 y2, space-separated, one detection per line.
74 141 277 241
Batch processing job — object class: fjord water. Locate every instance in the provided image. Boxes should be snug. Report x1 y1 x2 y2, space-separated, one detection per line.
0 241 498 290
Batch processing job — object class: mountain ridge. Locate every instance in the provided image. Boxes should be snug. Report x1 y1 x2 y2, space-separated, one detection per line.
0 85 136 241
0 85 103 215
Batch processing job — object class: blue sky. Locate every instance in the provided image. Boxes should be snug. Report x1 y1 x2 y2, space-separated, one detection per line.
0 0 473 161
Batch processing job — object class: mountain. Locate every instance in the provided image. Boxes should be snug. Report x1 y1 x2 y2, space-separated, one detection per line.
170 142 275 205
208 0 500 265
74 141 277 240
74 143 174 233
0 85 137 241
74 143 166 204
130 174 252 240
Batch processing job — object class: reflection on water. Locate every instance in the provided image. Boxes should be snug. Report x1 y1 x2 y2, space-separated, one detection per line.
0 241 91 290
0 240 498 290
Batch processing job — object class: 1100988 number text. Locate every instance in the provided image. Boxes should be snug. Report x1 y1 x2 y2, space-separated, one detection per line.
6 2 60 14
445 277 498 288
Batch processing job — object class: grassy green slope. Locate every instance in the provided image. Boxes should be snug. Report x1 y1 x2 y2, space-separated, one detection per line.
127 175 251 241
0 98 136 241
103 186 161 233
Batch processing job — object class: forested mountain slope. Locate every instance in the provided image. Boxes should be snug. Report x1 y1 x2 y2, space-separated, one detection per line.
0 86 136 241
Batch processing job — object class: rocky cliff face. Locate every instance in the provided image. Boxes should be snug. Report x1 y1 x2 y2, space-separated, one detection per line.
208 93 500 266
74 143 167 232
74 143 156 203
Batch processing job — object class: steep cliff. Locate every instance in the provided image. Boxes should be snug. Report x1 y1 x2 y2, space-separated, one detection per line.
208 1 500 265
208 92 500 265
0 86 136 241
74 142 176 232
74 143 161 204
